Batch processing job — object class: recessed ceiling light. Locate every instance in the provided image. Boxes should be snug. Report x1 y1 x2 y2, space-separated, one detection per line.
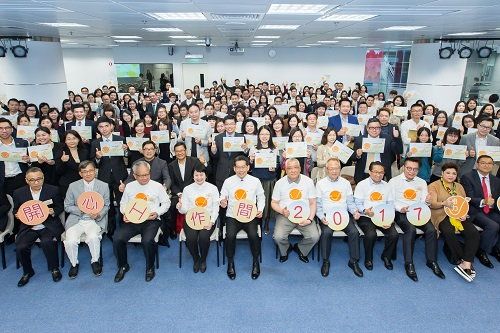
170 35 197 39
259 25 300 30
39 22 88 27
147 12 207 21
296 45 310 48
381 41 405 44
447 32 486 36
267 4 328 14
160 43 175 46
317 14 376 21
379 26 425 31
143 28 183 32
306 43 321 46
252 40 272 43
255 36 280 39
318 40 339 44
187 40 204 42
114 40 139 43
343 45 357 48
111 36 142 39
335 37 362 40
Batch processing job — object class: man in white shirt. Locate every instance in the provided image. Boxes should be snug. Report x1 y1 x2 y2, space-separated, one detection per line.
114 161 170 283
220 156 265 280
400 103 430 153
389 157 445 281
316 158 363 278
354 161 399 271
271 158 319 263
179 104 212 162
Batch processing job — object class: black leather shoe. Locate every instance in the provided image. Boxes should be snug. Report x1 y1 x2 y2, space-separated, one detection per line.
251 261 260 280
279 245 293 263
293 243 309 263
348 261 364 277
17 272 34 287
193 258 200 273
51 268 62 282
382 257 393 270
200 260 207 273
114 265 130 283
227 262 236 280
476 250 494 269
405 263 418 282
68 264 79 279
364 260 373 270
91 262 102 276
426 261 445 279
321 260 330 277
145 268 155 282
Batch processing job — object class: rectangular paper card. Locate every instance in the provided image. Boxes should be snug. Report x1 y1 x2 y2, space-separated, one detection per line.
436 126 447 140
50 130 60 142
215 112 227 119
302 96 311 105
466 128 477 134
126 137 149 151
423 115 434 125
273 136 288 150
362 137 385 153
452 113 466 128
304 132 322 146
275 104 289 116
223 136 245 152
90 103 99 111
296 112 307 120
317 95 325 102
356 114 370 126
100 140 124 157
345 123 362 137
317 116 329 129
244 134 257 148
367 107 377 116
442 144 467 160
112 131 121 136
408 143 432 157
331 140 354 164
254 150 277 168
28 144 53 162
0 147 26 162
268 95 276 104
185 126 204 139
150 130 170 144
476 145 500 162
235 121 243 133
407 129 418 143
30 118 40 126
374 100 384 109
249 117 266 129
285 142 307 158
16 125 37 139
72 126 92 140
393 106 408 118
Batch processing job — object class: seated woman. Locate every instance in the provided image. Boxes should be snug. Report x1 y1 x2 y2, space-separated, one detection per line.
428 162 480 282
176 165 219 273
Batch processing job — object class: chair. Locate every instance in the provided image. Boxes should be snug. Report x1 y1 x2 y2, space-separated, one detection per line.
391 161 401 177
128 228 162 269
0 195 15 269
310 167 319 184
222 224 262 265
275 223 318 261
340 166 355 178
178 226 220 268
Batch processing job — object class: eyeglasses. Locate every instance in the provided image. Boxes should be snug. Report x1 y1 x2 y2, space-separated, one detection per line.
80 169 96 174
134 173 150 178
478 123 492 130
478 161 494 165
405 166 419 172
370 170 385 174
0 126 12 131
367 126 381 130
27 177 44 183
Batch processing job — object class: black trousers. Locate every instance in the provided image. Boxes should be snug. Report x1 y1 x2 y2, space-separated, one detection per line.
4 174 25 197
16 228 59 275
472 211 500 253
438 217 480 263
183 221 215 262
107 180 123 236
113 220 160 270
225 217 260 262
357 216 398 261
396 212 437 264
319 219 360 262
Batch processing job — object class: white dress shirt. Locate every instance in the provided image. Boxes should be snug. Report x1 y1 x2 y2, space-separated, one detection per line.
220 174 266 219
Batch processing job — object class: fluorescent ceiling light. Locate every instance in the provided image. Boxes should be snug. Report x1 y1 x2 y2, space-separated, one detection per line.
39 22 88 27
114 40 138 43
259 25 300 30
160 43 175 46
107 45 119 47
252 44 267 46
65 42 79 45
142 28 183 32
111 36 142 39
335 37 362 40
381 41 404 44
196 44 206 46
318 40 339 44
360 44 375 47
379 26 426 31
255 36 280 39
147 12 207 21
306 43 321 46
252 40 272 43
343 46 357 48
267 4 328 14
296 46 310 48
317 14 376 21
395 44 412 47
187 40 204 42
447 32 486 36
170 35 197 39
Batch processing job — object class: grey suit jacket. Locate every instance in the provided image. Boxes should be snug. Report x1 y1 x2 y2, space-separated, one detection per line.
125 157 171 189
64 179 111 230
459 133 500 177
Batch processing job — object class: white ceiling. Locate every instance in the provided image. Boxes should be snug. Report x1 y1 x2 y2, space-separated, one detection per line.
1 0 500 49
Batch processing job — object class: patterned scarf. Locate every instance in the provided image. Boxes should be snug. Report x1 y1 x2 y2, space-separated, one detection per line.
441 178 464 232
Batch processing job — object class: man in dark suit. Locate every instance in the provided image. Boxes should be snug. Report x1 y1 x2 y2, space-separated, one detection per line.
353 117 403 183
327 98 359 145
0 117 29 196
90 117 128 236
62 104 96 142
209 115 248 191
14 167 64 287
461 155 500 267
145 92 163 116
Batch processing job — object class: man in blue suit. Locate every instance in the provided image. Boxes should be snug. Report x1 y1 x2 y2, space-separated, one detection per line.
327 98 359 144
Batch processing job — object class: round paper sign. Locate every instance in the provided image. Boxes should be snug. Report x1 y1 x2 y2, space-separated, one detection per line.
232 199 258 223
77 191 105 215
406 203 431 227
370 204 395 227
286 200 310 224
443 195 469 220
124 198 151 224
18 200 50 226
324 208 349 231
186 207 211 230
496 197 500 212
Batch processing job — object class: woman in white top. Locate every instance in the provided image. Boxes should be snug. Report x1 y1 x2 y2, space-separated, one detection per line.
176 165 219 273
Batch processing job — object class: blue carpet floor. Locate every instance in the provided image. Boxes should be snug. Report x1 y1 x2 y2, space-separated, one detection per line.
1 229 499 333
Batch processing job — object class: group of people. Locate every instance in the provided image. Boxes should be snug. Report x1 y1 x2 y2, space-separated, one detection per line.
1 78 499 287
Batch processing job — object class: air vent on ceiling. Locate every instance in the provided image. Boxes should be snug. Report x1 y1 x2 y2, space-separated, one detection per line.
217 27 256 33
210 13 262 21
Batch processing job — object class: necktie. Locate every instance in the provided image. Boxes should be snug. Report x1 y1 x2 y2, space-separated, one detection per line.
191 137 198 157
481 176 490 214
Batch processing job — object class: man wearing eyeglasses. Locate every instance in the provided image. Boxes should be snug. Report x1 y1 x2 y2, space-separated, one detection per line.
461 155 500 267
13 167 64 287
389 157 445 281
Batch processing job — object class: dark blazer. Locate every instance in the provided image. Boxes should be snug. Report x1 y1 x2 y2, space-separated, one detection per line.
209 132 246 190
380 123 403 164
146 103 163 115
168 156 203 197
125 156 171 189
327 114 359 133
461 171 500 216
0 191 11 232
0 137 29 188
13 184 64 236
89 135 128 183
54 146 89 196
353 133 403 183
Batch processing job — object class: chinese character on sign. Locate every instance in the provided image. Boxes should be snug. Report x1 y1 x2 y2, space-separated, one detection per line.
82 196 98 210
236 203 253 219
190 212 207 226
129 202 147 219
22 203 45 223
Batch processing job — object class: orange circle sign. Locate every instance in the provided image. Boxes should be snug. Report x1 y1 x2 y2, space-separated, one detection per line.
444 195 469 220
289 188 302 200
497 197 500 211
124 198 151 224
234 189 247 200
403 188 417 201
232 199 258 223
369 191 383 202
18 200 50 226
329 190 342 202
77 191 105 215
186 207 211 230
194 196 208 208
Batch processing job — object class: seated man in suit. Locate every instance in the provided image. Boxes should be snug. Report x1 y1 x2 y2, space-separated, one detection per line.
461 155 500 267
114 161 170 283
353 117 403 183
327 98 358 145
14 167 64 287
63 160 110 279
